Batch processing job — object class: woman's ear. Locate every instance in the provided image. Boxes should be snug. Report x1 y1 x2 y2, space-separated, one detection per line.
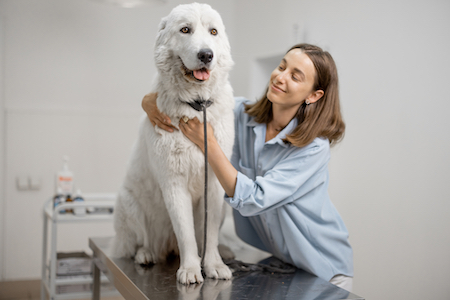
307 90 324 104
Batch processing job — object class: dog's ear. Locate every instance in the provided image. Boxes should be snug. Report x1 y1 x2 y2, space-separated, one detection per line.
158 17 167 32
155 17 170 50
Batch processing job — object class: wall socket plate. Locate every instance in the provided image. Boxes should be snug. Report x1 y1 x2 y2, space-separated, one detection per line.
16 176 41 191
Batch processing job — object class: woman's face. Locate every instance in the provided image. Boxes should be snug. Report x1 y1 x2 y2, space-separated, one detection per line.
267 49 322 109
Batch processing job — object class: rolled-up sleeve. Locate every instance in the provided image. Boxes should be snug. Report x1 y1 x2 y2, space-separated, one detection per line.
225 140 330 217
229 98 245 171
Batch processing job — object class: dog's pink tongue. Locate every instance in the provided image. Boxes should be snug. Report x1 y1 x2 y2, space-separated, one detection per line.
193 69 210 80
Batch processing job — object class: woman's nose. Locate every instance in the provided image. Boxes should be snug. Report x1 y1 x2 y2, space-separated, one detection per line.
275 71 286 83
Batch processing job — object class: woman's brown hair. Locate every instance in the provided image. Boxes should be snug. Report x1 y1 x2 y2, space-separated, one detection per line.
245 43 345 148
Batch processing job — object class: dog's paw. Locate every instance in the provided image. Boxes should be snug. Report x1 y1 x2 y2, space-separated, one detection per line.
203 262 232 280
134 247 155 265
177 265 204 285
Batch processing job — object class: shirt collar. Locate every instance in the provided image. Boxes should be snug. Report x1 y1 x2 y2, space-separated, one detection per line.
246 116 297 148
246 118 259 127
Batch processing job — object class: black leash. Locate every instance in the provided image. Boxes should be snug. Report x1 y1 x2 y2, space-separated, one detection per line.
223 258 296 275
187 99 212 268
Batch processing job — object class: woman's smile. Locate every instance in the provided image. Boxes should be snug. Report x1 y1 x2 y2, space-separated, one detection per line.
271 83 286 93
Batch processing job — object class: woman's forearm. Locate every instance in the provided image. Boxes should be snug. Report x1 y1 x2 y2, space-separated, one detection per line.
207 138 238 197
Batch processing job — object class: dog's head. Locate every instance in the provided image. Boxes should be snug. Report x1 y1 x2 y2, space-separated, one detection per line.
154 3 233 85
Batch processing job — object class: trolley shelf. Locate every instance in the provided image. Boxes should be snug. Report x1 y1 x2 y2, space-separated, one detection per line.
41 193 118 300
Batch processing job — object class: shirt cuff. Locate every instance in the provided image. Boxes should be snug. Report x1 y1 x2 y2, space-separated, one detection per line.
224 171 254 210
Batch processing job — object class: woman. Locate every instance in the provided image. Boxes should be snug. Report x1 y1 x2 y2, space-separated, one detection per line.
143 43 354 291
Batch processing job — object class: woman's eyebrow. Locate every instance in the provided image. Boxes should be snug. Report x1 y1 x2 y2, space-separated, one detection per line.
293 67 305 80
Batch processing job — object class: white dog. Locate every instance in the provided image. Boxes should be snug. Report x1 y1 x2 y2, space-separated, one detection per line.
112 3 235 285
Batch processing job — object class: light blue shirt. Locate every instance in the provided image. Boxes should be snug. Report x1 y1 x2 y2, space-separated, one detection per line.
225 97 354 281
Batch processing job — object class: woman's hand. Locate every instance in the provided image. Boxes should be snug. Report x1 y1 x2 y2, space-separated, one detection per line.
179 117 214 153
180 116 237 197
142 93 178 132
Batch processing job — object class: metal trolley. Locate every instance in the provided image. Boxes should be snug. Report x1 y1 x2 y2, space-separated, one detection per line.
41 193 118 300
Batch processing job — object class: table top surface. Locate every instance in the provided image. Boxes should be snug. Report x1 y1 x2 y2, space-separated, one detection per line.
89 237 364 300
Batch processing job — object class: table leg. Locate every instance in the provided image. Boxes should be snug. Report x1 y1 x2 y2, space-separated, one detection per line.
92 260 101 300
49 220 57 300
41 211 48 300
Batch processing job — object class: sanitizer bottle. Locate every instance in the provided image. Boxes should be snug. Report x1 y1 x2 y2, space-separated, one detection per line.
56 155 74 196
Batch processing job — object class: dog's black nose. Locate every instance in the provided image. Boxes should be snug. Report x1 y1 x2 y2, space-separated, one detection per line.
198 49 213 64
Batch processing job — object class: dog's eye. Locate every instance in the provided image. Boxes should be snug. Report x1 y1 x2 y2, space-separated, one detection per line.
210 29 218 35
180 27 190 34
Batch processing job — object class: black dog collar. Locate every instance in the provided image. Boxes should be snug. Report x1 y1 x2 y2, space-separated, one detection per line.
186 99 213 111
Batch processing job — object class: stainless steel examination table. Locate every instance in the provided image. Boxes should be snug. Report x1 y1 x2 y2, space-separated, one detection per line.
89 237 364 300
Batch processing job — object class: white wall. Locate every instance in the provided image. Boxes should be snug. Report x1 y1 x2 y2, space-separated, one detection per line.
0 13 5 281
231 0 450 299
1 0 450 299
1 0 147 280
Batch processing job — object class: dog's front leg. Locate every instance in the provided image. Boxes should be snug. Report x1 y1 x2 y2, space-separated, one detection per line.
161 181 203 284
201 178 232 280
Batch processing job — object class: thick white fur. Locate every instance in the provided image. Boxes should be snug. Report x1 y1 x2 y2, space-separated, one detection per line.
112 3 235 285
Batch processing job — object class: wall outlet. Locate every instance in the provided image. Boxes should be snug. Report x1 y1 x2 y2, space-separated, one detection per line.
16 176 41 191
16 176 28 191
29 177 41 190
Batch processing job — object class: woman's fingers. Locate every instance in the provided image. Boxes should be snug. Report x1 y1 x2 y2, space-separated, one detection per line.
153 113 175 132
180 117 203 137
157 120 175 132
146 110 173 131
180 117 201 129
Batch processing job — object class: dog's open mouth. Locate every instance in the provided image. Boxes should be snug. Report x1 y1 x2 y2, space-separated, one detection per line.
181 63 211 82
